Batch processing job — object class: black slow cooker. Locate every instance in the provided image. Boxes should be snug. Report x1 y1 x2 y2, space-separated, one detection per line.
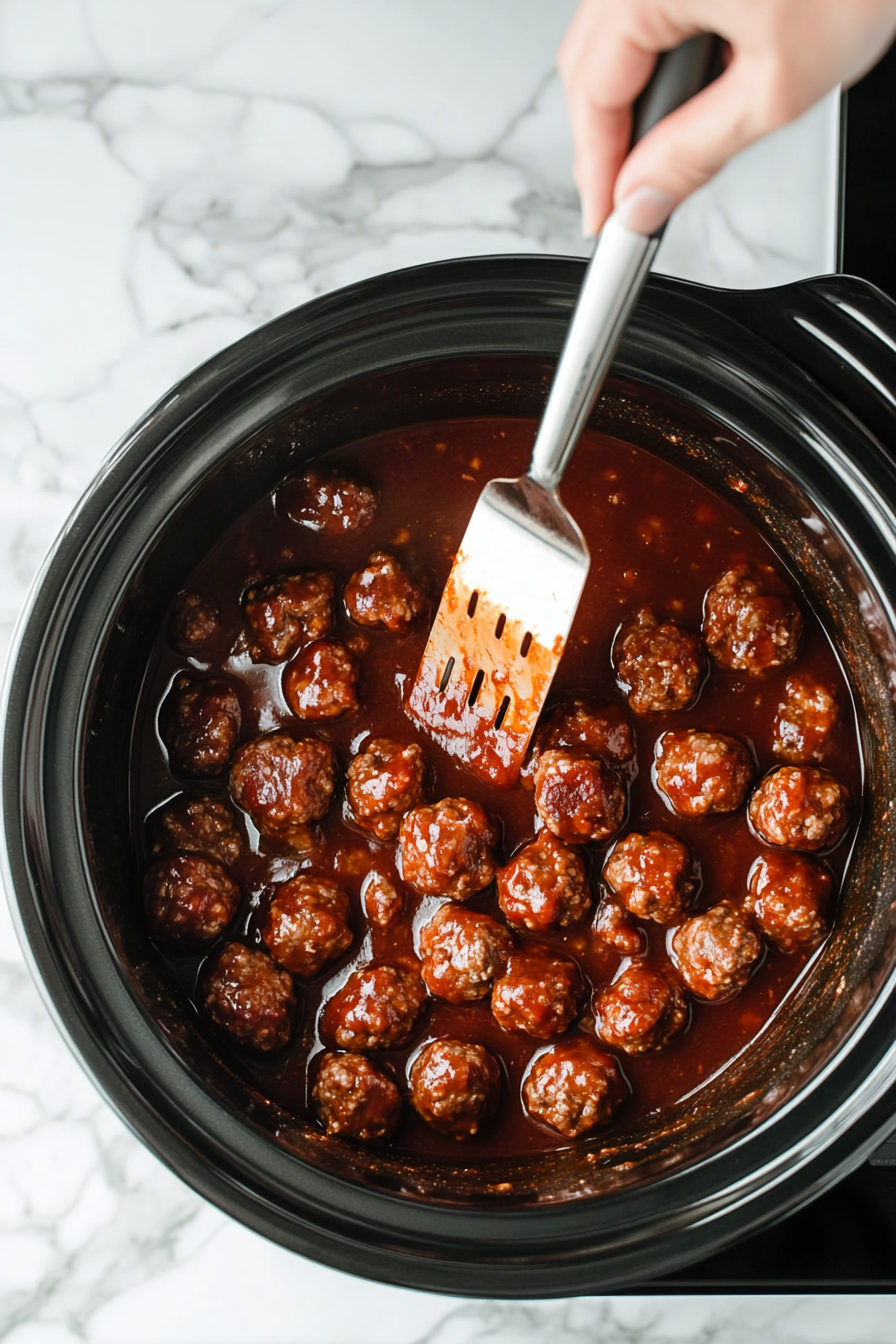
5 255 896 1295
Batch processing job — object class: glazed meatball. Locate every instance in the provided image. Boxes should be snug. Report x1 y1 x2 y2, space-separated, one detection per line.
522 695 635 785
533 749 626 845
654 730 753 818
409 1039 501 1138
283 640 359 719
359 869 404 929
145 854 240 945
169 590 220 654
263 875 352 977
603 830 697 925
749 766 850 851
594 899 644 955
162 675 241 777
772 673 839 764
491 947 584 1039
229 733 336 850
523 1040 625 1138
596 965 688 1054
203 942 295 1051
497 830 592 933
243 571 334 663
150 793 242 867
418 904 514 1003
672 903 762 1001
344 551 426 632
312 1052 401 1142
346 738 426 841
324 962 427 1050
281 467 377 535
398 797 498 899
615 608 705 714
703 563 802 674
361 869 405 928
746 851 833 952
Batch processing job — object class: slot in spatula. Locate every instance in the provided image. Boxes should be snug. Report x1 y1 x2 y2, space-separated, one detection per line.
408 36 719 786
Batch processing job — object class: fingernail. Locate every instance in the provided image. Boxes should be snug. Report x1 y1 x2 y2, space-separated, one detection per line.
615 186 677 236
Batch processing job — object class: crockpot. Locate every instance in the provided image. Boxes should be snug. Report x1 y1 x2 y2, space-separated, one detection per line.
5 256 896 1295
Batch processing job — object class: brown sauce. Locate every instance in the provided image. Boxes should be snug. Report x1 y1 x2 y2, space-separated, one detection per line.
132 417 863 1162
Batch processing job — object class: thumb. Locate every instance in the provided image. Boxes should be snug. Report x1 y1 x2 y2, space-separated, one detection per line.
613 59 785 233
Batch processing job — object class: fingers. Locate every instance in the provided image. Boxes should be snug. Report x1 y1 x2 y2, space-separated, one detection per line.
559 8 664 235
612 61 762 231
566 97 634 237
613 56 787 232
560 0 896 239
562 0 896 241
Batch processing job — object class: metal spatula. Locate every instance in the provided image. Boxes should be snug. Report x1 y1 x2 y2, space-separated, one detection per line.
407 37 719 787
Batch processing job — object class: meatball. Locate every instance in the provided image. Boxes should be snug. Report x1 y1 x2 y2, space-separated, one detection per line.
229 733 336 850
596 965 688 1054
344 551 426 632
243 571 334 663
346 738 426 841
169 590 220 654
419 904 514 1003
283 640 359 719
594 899 644 955
672 902 762 1001
773 673 839 764
361 869 405 928
522 695 635 785
263 875 352 977
145 853 240 945
615 608 705 714
398 797 498 899
748 766 850 851
603 830 697 924
523 1040 626 1138
746 851 834 952
703 563 802 674
281 467 377 535
324 962 427 1050
491 947 584 1039
654 730 753 818
409 1039 501 1138
150 793 242 867
312 1052 401 1142
203 942 295 1051
162 675 241 777
533 749 626 845
497 830 592 933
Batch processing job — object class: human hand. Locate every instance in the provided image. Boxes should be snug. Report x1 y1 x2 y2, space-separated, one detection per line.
559 0 896 235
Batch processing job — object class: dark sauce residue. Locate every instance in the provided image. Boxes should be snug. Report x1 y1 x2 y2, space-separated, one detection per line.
132 417 863 1163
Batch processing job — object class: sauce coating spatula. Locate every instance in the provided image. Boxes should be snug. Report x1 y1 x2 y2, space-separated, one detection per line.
408 36 719 786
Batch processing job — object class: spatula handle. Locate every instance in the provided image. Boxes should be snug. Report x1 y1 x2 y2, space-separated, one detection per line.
631 33 721 143
528 34 719 492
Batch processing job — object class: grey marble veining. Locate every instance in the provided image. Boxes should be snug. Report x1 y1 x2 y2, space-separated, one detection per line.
0 3 878 1341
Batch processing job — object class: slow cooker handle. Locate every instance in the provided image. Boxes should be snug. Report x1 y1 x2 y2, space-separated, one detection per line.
701 273 896 455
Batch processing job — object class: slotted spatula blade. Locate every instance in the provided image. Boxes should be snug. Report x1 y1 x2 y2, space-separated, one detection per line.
407 476 589 788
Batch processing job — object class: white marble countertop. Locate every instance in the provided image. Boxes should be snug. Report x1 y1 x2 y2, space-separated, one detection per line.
0 2 890 1341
